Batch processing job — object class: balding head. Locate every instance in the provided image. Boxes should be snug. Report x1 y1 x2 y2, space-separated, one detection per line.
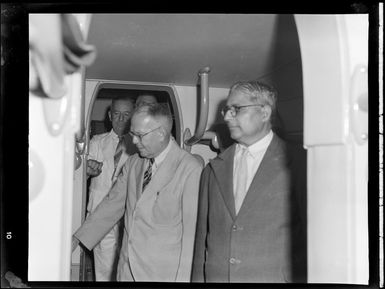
134 103 173 135
130 103 173 158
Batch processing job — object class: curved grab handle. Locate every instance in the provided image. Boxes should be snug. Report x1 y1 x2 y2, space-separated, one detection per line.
183 129 220 152
74 14 93 157
74 140 85 170
184 66 211 146
84 82 103 156
73 66 86 170
75 67 86 144
75 78 99 170
202 130 220 150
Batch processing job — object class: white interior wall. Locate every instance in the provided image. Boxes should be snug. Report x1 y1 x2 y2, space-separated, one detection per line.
295 14 368 284
30 73 83 281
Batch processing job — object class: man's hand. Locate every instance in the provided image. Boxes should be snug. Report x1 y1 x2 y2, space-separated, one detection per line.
86 159 103 177
72 236 80 252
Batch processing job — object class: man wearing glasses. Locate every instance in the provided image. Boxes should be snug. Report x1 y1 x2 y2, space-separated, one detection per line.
73 103 203 282
192 80 306 283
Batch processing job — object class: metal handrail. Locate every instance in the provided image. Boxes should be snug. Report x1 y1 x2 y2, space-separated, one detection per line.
184 67 211 146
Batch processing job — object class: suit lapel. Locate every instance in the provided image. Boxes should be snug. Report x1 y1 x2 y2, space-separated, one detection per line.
238 135 286 216
135 157 147 200
141 140 180 198
114 134 136 180
210 144 236 220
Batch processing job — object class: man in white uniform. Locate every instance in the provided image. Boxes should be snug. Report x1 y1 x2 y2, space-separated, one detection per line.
86 96 137 281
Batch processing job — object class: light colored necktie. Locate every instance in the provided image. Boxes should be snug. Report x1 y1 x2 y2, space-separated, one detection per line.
142 158 154 192
112 136 124 180
234 147 249 214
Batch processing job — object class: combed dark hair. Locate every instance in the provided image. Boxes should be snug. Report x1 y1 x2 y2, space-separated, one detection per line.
134 103 173 133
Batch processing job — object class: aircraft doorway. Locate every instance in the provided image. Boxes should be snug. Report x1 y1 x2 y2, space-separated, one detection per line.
71 83 182 281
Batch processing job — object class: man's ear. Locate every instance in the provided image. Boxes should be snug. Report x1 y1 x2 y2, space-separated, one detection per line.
158 126 166 138
262 105 272 122
108 109 112 122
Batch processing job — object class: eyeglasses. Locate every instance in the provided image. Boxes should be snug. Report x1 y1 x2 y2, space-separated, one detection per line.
129 126 161 142
221 104 264 117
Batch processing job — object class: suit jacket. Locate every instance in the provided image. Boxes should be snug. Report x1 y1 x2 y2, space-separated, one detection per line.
87 130 137 212
75 139 203 282
191 134 307 283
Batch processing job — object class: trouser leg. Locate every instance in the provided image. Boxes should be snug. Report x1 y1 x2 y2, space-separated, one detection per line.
93 222 121 281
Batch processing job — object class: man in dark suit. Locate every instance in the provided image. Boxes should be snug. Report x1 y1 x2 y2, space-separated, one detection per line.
192 80 306 283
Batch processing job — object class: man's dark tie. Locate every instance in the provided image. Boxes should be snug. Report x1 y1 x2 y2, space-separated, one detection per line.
142 158 154 192
112 136 124 180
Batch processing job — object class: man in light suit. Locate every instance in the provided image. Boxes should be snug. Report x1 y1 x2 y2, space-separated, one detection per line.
73 103 203 282
192 80 307 283
86 96 137 281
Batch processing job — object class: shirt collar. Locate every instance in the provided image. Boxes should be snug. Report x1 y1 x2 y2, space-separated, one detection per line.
236 130 273 158
153 137 173 168
110 129 127 140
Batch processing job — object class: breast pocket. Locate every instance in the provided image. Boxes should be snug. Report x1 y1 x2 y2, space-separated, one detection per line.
151 188 182 226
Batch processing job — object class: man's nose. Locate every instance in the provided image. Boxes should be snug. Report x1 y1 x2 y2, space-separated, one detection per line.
118 113 125 121
223 110 233 121
132 135 139 144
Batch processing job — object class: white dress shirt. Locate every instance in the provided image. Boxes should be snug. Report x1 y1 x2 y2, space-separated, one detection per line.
88 130 123 211
233 130 273 213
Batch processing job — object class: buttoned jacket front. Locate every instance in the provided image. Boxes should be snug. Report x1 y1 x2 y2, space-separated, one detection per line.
192 134 307 283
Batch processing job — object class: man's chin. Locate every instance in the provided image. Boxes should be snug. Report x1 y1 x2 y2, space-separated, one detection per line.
137 150 148 158
229 131 241 141
113 126 128 135
113 130 124 136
